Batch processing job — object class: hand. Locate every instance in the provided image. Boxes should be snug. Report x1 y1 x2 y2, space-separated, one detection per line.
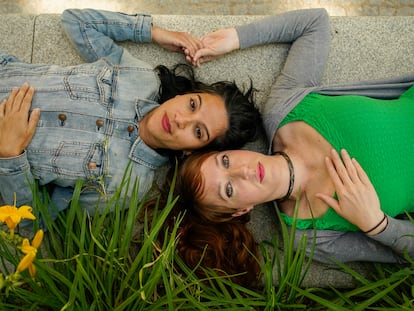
316 149 385 234
152 26 203 62
0 83 40 158
191 27 240 66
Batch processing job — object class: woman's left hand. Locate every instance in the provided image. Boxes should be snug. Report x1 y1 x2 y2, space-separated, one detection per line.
152 26 203 62
316 149 385 234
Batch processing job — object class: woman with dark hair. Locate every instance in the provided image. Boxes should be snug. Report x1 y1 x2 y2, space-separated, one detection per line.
168 8 414 285
0 8 261 215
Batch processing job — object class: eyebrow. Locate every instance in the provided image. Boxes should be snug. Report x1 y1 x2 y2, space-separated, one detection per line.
214 153 226 202
197 94 210 141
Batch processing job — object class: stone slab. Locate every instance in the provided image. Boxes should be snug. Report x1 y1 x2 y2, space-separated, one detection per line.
1 12 413 288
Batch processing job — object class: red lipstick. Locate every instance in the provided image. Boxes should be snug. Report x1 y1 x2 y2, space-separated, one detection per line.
162 114 171 133
258 162 264 182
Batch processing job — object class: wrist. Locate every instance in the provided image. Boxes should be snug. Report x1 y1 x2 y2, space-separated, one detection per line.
228 28 240 50
363 213 388 236
151 25 159 43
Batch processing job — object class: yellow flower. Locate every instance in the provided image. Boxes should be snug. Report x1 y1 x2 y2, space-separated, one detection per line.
0 200 35 237
16 229 44 277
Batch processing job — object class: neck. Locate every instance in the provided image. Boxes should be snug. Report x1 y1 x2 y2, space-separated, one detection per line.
273 151 295 202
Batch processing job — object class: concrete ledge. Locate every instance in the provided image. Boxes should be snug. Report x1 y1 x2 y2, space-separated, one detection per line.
1 12 413 288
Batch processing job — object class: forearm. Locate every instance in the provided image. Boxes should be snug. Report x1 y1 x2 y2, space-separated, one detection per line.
61 9 152 63
369 215 414 259
236 8 330 50
0 151 36 206
294 216 414 264
237 8 330 94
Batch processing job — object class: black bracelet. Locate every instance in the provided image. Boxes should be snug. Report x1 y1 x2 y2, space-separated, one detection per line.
374 216 388 235
362 213 387 234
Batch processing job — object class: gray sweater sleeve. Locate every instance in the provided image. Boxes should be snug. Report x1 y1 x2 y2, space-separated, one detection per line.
235 9 331 149
236 8 330 89
293 215 414 264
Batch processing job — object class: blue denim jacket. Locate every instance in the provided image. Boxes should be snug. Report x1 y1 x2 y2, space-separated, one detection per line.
0 9 169 215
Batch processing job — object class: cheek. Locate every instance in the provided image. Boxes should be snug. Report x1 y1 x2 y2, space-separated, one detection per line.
175 131 198 148
238 183 257 201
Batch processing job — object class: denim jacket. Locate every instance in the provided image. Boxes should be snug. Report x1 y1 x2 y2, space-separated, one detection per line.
0 9 169 215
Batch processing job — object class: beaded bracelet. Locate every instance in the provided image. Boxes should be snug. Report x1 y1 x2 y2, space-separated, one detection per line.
362 213 387 234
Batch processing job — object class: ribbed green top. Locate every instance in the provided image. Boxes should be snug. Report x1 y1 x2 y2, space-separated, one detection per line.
278 86 414 231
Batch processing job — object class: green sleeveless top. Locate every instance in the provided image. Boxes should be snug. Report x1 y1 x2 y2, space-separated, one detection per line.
278 85 414 231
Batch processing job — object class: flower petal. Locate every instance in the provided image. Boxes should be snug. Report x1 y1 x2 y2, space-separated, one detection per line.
17 253 36 272
0 205 17 221
21 238 37 255
17 205 35 220
5 216 18 230
32 230 44 249
28 264 37 277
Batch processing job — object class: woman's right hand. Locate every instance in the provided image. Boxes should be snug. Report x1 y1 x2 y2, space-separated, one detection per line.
316 149 386 235
0 84 40 158
190 27 240 66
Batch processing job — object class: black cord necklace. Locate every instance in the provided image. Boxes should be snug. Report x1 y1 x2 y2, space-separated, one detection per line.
272 151 295 202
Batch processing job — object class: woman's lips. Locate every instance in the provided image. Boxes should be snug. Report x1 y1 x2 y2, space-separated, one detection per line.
258 162 264 183
162 114 171 133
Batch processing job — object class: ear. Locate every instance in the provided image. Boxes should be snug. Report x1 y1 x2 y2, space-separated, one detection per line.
231 205 254 217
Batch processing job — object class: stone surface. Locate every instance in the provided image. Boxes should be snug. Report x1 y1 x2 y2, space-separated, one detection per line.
1 0 414 16
0 12 413 288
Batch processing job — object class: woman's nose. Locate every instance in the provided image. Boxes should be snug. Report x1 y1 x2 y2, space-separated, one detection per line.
175 112 191 129
231 165 253 179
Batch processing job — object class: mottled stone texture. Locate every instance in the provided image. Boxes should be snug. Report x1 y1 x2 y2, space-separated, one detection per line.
0 12 413 288
1 0 414 16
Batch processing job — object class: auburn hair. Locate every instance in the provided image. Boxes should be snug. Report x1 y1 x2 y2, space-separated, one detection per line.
176 151 237 222
164 205 261 288
151 152 262 288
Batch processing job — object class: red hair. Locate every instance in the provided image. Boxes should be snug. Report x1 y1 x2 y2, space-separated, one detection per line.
167 208 261 287
161 152 262 287
176 151 237 222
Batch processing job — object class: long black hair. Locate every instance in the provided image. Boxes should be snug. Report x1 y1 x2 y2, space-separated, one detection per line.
155 64 262 153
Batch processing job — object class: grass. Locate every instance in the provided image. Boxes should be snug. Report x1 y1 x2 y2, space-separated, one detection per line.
0 174 413 310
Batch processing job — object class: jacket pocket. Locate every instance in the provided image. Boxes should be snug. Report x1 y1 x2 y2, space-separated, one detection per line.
63 65 113 107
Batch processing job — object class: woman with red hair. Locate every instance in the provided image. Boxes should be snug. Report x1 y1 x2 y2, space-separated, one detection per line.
166 8 414 286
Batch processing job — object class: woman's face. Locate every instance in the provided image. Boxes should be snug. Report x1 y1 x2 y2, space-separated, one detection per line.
143 93 228 151
199 150 280 216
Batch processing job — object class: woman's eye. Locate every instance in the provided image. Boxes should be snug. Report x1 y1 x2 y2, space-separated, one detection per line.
195 126 202 139
222 154 230 168
225 182 233 198
190 98 196 111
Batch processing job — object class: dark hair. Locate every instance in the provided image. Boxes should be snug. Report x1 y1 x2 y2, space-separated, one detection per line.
155 64 262 152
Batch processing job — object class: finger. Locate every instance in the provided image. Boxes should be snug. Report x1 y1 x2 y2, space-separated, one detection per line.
0 99 6 118
4 87 19 113
11 83 31 112
23 108 40 147
315 193 341 211
176 34 196 56
324 155 345 190
340 149 359 183
185 36 203 56
352 158 372 186
193 47 212 62
20 86 35 114
330 149 352 185
185 55 197 67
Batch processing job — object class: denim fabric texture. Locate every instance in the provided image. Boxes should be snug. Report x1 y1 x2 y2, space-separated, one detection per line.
0 9 168 216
